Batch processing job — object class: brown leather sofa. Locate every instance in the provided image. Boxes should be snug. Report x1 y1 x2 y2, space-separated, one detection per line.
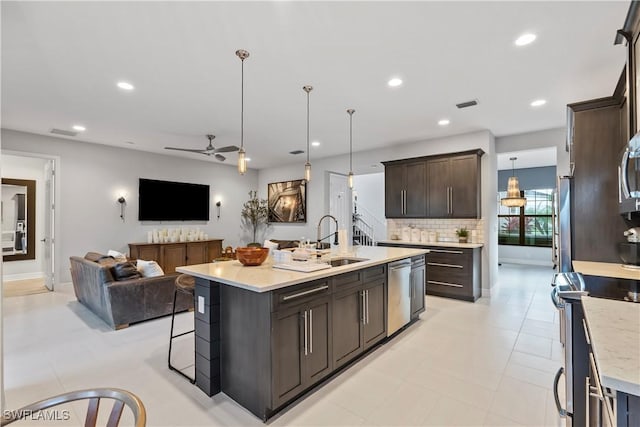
69 252 193 330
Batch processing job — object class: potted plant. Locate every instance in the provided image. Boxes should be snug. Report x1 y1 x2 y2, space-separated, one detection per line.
241 190 270 246
456 227 469 243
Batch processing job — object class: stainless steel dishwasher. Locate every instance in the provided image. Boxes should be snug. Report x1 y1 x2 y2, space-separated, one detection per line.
387 258 411 336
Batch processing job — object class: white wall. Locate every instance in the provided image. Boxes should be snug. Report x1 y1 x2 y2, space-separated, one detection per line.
1 154 48 280
352 173 386 241
1 129 259 284
495 127 565 267
258 130 498 294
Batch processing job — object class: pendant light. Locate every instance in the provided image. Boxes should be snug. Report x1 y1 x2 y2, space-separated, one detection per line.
500 156 527 207
347 109 355 189
236 49 250 175
303 85 313 182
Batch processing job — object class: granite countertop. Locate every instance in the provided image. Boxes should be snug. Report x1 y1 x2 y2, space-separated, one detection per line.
581 296 640 396
377 239 484 249
176 246 428 293
572 260 640 281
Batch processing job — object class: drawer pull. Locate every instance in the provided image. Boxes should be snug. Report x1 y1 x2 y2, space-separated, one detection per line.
427 262 463 269
429 249 463 254
428 280 463 288
282 285 329 301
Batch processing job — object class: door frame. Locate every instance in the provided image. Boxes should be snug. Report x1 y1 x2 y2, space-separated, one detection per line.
326 172 352 245
2 150 61 289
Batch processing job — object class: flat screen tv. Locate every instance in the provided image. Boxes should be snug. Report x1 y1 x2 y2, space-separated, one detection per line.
138 178 210 221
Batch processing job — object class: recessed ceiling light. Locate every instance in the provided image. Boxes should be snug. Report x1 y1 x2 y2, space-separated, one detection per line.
72 125 86 132
530 99 547 107
245 157 251 162
388 78 403 87
515 33 536 46
311 141 321 147
117 81 134 91
438 119 450 126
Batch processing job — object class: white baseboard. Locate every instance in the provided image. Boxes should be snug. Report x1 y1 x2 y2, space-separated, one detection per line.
499 258 554 267
3 272 44 281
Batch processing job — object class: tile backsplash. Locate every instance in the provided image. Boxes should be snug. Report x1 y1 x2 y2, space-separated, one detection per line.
387 218 484 244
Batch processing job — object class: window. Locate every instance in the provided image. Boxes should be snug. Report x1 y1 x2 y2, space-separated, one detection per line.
498 188 553 247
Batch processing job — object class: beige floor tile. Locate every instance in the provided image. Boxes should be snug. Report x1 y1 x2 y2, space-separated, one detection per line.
514 332 553 359
489 376 548 426
422 395 487 426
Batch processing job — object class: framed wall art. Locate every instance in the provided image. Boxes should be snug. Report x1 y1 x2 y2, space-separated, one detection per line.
267 179 306 223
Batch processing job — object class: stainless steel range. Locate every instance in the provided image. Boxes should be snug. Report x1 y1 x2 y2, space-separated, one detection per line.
551 272 589 427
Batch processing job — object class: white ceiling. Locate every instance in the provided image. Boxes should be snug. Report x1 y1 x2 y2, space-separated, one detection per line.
1 1 629 170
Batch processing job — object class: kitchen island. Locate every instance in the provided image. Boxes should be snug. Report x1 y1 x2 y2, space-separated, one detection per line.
177 246 428 421
582 296 640 426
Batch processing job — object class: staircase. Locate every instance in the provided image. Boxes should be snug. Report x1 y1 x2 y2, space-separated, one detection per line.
352 213 375 246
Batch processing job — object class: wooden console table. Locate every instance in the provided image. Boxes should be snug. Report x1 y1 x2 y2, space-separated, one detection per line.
128 239 223 273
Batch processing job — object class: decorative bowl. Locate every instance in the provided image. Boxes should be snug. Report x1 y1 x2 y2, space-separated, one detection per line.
236 247 269 266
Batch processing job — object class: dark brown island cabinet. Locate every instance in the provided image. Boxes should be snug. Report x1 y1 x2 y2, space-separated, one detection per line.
410 255 426 317
189 261 427 421
383 149 484 219
128 239 223 273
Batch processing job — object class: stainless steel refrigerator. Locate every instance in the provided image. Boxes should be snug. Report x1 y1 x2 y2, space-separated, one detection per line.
553 176 573 272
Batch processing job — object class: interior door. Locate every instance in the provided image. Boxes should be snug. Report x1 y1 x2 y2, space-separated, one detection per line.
329 173 351 244
43 159 55 290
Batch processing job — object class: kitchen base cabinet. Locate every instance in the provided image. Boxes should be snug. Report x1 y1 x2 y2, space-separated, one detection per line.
200 264 393 421
332 266 387 368
410 255 426 318
377 243 481 302
426 247 481 302
272 294 332 409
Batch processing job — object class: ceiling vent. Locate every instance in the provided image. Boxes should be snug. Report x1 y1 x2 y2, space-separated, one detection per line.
289 150 305 155
50 128 77 137
456 99 478 109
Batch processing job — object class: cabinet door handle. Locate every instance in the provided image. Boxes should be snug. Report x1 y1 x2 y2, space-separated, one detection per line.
365 290 370 325
361 290 366 325
427 262 463 269
428 249 463 254
283 285 329 301
303 310 308 356
428 280 463 288
309 308 313 354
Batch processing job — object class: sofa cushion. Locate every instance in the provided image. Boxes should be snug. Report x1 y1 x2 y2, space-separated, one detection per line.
84 252 106 262
111 262 142 281
136 259 164 277
107 249 128 262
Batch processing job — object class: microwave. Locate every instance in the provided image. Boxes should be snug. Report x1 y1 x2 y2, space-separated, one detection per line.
619 132 640 213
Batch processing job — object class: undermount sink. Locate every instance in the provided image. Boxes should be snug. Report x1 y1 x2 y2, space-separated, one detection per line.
328 257 369 267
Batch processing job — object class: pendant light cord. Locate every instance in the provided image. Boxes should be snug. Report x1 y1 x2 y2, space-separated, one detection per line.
349 113 353 171
241 57 244 151
306 90 310 163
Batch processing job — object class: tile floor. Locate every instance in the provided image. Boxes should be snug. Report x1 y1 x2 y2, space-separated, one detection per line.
3 264 566 426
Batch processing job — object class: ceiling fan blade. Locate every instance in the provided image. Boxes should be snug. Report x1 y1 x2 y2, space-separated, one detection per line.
215 154 226 162
165 147 207 154
213 145 240 153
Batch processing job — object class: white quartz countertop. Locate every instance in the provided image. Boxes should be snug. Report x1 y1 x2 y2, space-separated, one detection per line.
581 296 640 396
377 239 484 249
573 260 640 281
176 246 428 293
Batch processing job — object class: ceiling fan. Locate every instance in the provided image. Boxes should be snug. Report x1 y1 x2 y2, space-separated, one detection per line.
165 134 239 162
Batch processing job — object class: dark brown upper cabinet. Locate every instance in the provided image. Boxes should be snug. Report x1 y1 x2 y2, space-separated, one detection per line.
383 161 426 218
383 149 483 219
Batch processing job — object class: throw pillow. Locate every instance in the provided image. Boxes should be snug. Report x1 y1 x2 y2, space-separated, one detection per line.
107 249 127 262
111 262 142 281
136 259 164 277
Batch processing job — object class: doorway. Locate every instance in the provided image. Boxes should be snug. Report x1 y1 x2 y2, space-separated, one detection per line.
1 153 56 294
328 173 351 241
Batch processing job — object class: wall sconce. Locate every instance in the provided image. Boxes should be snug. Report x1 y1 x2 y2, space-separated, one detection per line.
118 195 126 221
216 200 222 220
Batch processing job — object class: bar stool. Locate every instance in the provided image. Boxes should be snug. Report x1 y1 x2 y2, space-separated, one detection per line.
168 274 196 384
